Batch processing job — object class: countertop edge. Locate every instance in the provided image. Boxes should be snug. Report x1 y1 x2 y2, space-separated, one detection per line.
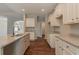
55 35 79 48
0 33 29 48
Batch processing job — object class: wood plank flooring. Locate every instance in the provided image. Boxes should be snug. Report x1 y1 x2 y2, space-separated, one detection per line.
24 38 55 55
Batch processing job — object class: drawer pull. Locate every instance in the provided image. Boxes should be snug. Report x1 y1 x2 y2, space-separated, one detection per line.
59 47 61 48
62 48 64 50
66 46 69 48
57 40 58 41
76 17 79 19
72 19 74 20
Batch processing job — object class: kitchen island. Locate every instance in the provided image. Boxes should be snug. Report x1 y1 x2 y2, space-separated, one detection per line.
0 32 30 55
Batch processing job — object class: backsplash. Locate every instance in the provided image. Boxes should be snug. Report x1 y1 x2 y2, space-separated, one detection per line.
70 23 79 36
49 26 60 34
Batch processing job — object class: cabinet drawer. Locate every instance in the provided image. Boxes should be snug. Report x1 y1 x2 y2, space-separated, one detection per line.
63 49 74 55
56 38 63 47
63 41 79 54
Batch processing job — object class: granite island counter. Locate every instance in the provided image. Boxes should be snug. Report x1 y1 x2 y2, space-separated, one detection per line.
0 32 30 55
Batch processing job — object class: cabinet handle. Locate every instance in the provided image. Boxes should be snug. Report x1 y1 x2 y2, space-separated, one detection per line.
59 47 60 48
76 17 79 19
24 40 26 42
72 19 74 20
62 48 64 50
66 46 69 48
57 40 58 41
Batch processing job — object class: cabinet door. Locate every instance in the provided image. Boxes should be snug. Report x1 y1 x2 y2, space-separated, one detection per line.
55 38 63 55
75 4 79 23
55 44 63 55
63 50 74 55
63 4 74 24
24 34 30 50
55 4 63 17
29 32 35 41
63 4 69 24
49 34 55 48
0 48 3 55
50 14 60 26
14 38 24 55
26 18 35 27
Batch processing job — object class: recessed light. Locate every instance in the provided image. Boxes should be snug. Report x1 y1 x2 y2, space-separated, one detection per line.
41 9 45 12
22 9 25 11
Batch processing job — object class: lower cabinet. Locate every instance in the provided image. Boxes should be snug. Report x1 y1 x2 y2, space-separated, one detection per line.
14 37 25 55
3 34 30 55
55 36 79 55
47 34 55 48
14 34 30 55
55 45 63 55
63 49 74 55
55 37 63 55
29 32 35 41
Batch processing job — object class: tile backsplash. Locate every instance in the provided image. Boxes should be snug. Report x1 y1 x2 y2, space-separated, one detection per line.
70 23 79 36
49 26 60 34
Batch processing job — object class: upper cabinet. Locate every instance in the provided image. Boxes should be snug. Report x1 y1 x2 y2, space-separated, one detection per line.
25 18 35 27
48 4 64 26
63 4 79 24
48 13 60 26
54 4 63 18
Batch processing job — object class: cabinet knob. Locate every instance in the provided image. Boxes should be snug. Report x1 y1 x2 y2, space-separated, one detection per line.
72 19 74 20
62 48 64 50
66 46 69 48
59 47 60 48
76 17 79 19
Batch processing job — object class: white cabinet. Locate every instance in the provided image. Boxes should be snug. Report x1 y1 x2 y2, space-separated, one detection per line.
0 16 7 36
63 4 79 24
14 37 24 55
63 49 73 55
55 4 63 18
55 37 74 55
63 4 73 24
13 34 30 55
74 4 79 23
26 18 35 27
3 34 30 55
0 48 3 55
29 32 35 41
48 34 55 48
48 13 60 26
55 36 79 55
24 34 30 49
48 4 65 26
55 37 63 55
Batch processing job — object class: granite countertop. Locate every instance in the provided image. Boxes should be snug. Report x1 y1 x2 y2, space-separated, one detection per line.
55 34 79 48
0 32 29 48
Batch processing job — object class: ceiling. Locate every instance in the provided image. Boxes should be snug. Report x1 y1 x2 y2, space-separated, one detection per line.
0 3 57 18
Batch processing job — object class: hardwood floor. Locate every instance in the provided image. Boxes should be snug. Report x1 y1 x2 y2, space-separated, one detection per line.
24 38 55 55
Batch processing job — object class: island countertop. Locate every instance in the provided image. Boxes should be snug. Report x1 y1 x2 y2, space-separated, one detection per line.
0 32 29 48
